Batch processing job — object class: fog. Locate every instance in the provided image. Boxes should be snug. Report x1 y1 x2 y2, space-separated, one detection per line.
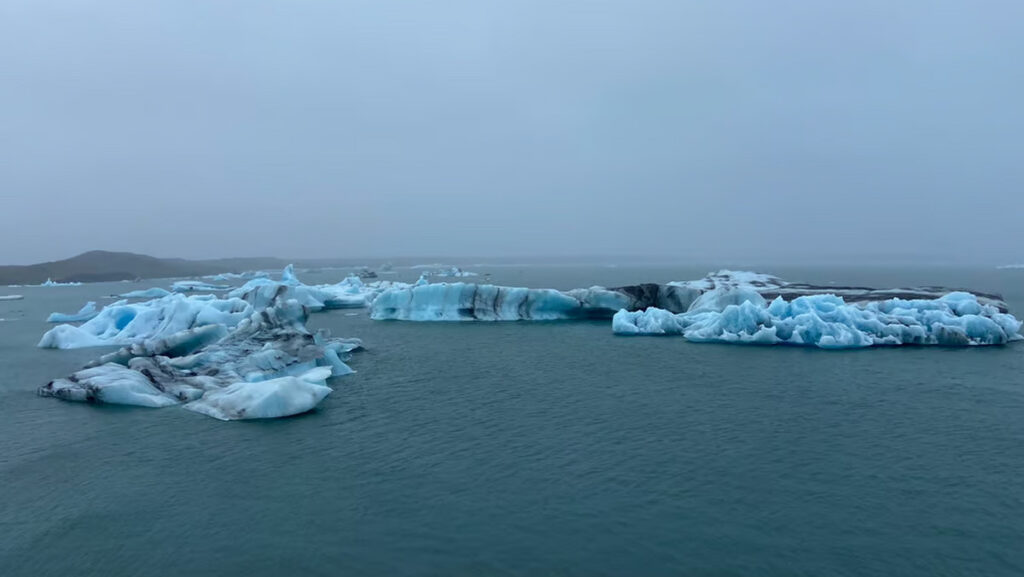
1 1 1021 265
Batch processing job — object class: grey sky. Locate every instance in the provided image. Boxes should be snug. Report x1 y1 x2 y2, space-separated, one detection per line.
1 1 1022 265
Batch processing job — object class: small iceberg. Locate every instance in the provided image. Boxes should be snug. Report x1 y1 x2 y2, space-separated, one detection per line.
46 301 100 323
39 298 361 420
0 294 24 301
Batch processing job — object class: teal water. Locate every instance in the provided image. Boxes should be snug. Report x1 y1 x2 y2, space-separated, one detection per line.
2 266 1023 576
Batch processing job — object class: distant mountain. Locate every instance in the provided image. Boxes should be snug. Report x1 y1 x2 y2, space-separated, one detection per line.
0 251 294 285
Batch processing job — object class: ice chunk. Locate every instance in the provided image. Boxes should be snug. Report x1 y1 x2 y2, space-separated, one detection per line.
0 294 23 301
612 289 1022 348
172 280 232 292
120 287 172 299
40 364 182 407
38 294 252 349
37 278 83 287
183 369 333 421
46 301 99 323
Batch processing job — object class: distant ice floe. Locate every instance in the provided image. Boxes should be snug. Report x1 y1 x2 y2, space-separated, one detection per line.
428 266 478 278
46 301 99 323
369 270 1021 349
203 271 269 281
40 299 361 420
172 280 232 292
997 264 1024 270
35 279 82 287
0 294 24 301
120 287 172 299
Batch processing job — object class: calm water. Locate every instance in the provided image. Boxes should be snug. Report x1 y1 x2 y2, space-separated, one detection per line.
1 265 1023 576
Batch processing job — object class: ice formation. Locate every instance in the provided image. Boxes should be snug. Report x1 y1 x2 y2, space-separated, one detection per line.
172 280 232 292
39 298 361 420
0 294 24 301
120 287 172 299
46 302 99 323
38 294 251 349
612 288 1021 348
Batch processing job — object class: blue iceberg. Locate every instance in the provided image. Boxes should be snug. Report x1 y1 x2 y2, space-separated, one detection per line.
46 301 100 323
612 287 1022 348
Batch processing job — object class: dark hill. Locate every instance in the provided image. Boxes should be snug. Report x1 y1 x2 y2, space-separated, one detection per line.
0 251 293 285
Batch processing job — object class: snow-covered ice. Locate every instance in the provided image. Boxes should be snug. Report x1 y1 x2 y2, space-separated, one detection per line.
46 301 99 323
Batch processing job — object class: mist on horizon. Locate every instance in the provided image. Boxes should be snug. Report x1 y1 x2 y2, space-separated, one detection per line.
2 1 1022 266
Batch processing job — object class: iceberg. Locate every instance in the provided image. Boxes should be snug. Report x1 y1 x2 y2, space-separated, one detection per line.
39 298 360 419
46 301 100 323
0 294 24 301
230 265 397 312
612 288 1022 348
427 266 478 278
120 287 172 299
172 280 232 292
38 294 251 349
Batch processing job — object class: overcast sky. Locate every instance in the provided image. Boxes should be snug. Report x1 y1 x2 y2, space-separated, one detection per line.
1 1 1021 265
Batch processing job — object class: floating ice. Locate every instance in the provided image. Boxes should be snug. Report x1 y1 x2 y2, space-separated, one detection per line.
0 294 24 301
427 266 478 278
230 266 401 312
38 294 251 349
46 301 99 323
172 280 232 292
120 287 172 299
40 298 360 419
612 288 1022 348
203 271 268 281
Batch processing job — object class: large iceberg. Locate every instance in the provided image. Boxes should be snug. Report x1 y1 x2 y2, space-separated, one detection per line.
39 298 360 420
371 270 1013 322
371 282 705 321
369 270 1021 348
38 294 251 349
46 301 100 323
612 287 1022 348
